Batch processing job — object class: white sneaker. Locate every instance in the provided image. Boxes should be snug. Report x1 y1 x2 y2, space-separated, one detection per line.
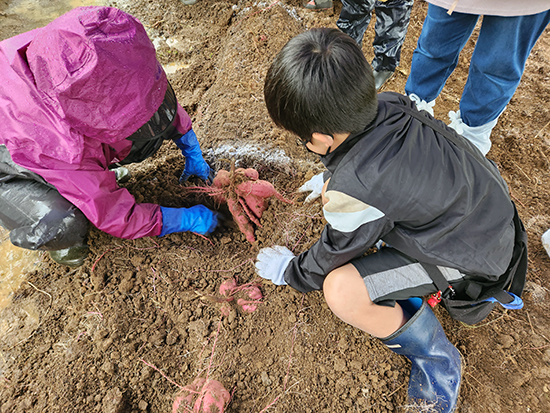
408 93 435 116
448 110 497 156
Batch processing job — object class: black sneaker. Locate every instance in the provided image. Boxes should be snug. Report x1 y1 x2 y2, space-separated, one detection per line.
49 246 89 267
373 69 394 90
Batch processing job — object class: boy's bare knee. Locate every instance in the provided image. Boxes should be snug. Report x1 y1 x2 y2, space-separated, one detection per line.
323 267 353 312
323 264 373 317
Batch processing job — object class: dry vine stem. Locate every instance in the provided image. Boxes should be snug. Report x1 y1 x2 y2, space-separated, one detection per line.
172 316 231 413
142 316 231 413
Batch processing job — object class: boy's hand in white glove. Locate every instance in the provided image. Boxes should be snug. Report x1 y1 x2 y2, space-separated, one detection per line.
298 172 325 203
255 246 295 285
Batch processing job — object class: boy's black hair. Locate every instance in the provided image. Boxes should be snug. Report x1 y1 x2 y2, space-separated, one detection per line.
264 28 378 142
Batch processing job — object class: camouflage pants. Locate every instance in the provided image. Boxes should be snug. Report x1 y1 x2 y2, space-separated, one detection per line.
337 0 414 72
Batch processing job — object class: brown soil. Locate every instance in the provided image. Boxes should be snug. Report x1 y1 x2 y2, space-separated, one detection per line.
1 1 550 412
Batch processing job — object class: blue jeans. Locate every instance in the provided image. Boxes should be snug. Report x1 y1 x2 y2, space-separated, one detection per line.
405 5 550 127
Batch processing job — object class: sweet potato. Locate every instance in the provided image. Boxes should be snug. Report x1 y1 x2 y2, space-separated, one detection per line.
242 194 268 219
235 180 292 204
237 298 258 313
238 197 262 226
218 279 262 313
227 197 256 243
235 167 259 181
212 170 231 188
197 379 230 413
245 285 262 300
219 278 238 296
173 378 230 413
192 166 293 243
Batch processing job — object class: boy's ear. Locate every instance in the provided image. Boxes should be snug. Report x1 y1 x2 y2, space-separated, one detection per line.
311 132 334 148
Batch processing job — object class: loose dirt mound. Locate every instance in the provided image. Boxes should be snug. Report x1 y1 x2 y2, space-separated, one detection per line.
1 1 550 412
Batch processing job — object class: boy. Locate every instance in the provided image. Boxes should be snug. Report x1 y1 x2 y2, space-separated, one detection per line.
305 0 413 90
257 28 525 412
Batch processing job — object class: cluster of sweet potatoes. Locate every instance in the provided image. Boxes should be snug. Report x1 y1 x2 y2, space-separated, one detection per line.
199 164 293 243
219 277 263 313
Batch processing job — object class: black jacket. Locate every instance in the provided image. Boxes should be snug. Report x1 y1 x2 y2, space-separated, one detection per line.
284 92 515 293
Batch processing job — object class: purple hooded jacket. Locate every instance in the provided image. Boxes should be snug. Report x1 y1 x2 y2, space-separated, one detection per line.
0 7 193 239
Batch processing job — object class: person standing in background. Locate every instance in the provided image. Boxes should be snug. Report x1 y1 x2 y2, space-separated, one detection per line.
303 0 414 90
337 0 414 89
405 1 550 155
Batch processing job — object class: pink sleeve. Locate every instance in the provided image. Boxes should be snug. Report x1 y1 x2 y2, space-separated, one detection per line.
31 167 163 239
173 104 193 135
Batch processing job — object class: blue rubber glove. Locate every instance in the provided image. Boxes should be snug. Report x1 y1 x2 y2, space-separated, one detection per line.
173 129 213 184
255 246 295 285
159 205 218 236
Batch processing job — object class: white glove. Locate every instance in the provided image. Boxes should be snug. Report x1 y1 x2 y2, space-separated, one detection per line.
542 229 550 258
255 246 295 285
298 172 325 203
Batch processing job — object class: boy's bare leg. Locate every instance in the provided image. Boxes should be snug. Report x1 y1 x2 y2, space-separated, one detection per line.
323 263 407 338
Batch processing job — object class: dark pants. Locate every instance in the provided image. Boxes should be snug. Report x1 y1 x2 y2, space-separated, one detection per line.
0 178 89 251
337 0 414 72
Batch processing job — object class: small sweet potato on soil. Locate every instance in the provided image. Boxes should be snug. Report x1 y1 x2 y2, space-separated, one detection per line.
219 277 263 313
173 378 230 413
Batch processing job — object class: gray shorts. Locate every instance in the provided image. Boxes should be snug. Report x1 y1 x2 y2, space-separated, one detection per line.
351 247 466 305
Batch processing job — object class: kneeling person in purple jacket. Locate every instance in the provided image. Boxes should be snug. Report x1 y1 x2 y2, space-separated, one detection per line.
0 7 218 267
259 28 525 412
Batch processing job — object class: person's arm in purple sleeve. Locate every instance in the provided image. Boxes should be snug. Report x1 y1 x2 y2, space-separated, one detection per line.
171 105 214 184
32 167 164 239
19 105 218 239
33 166 219 238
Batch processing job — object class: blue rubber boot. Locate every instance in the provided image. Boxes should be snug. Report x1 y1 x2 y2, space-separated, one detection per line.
381 297 462 412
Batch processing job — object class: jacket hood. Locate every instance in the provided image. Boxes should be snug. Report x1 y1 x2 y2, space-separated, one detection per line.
26 6 167 143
